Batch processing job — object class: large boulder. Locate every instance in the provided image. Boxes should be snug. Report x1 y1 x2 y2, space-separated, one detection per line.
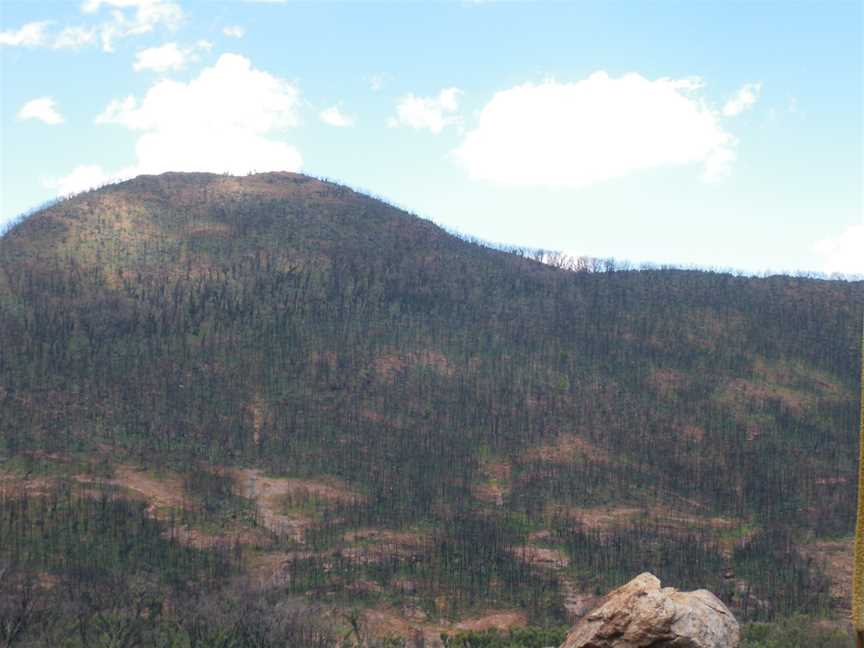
559 572 739 648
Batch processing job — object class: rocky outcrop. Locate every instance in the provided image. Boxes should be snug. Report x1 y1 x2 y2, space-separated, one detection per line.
559 572 739 648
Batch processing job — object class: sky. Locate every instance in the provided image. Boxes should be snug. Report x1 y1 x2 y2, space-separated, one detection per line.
1 0 862 276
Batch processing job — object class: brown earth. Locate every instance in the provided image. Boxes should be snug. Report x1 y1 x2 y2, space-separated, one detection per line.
649 368 688 398
800 538 853 614
521 433 610 464
104 465 187 514
472 460 511 506
373 350 454 381
234 468 362 541
360 606 528 647
509 545 569 570
0 474 59 498
454 611 528 631
344 528 428 547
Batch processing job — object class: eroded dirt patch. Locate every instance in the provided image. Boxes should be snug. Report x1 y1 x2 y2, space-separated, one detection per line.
521 433 609 464
509 545 569 570
235 468 362 541
800 538 853 612
649 368 688 398
718 357 846 420
359 606 527 647
0 474 60 498
373 350 454 381
473 460 511 506
74 465 186 517
454 611 528 632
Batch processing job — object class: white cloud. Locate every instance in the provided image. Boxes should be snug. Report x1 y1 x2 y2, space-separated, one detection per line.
453 72 740 187
320 105 355 127
0 21 51 47
83 0 183 52
368 73 385 92
53 25 98 48
389 87 462 133
2 1 181 52
815 223 864 276
54 53 302 195
17 98 64 125
133 42 190 72
223 25 245 38
49 164 114 196
722 82 762 117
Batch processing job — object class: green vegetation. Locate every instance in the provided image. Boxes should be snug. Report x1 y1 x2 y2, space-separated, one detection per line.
741 616 852 648
852 316 863 642
1 172 862 640
0 486 235 586
441 627 569 648
181 466 258 530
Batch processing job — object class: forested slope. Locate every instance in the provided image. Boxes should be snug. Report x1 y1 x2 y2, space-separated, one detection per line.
1 172 861 645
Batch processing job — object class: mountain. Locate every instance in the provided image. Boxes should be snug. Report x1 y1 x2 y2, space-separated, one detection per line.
1 172 861 646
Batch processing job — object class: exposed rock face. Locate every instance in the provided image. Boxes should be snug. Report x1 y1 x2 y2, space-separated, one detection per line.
559 572 739 648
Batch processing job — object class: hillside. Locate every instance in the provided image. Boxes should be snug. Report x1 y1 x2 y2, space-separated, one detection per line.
1 172 862 646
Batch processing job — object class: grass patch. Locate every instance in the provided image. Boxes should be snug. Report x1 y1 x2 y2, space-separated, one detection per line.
741 615 851 648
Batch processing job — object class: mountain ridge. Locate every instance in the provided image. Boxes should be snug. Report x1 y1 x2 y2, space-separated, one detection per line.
1 171 862 643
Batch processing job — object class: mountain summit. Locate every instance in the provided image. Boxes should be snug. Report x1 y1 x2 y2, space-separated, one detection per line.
1 172 862 641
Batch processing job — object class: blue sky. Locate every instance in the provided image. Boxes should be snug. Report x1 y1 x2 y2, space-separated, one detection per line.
1 0 862 275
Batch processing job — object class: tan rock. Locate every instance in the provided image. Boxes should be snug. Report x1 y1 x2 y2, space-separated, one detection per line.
560 572 739 648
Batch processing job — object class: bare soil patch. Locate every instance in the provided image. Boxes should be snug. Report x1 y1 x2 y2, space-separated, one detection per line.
234 468 362 540
800 538 853 612
562 504 744 548
649 368 688 398
472 460 511 506
111 465 186 511
359 606 527 646
509 545 569 570
344 528 427 547
521 433 609 464
563 505 644 533
373 350 454 381
454 611 528 632
0 474 59 498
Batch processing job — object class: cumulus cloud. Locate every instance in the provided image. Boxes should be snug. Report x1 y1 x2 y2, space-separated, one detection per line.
722 82 762 117
815 223 864 276
1 1 180 52
82 0 183 52
453 72 740 187
223 25 245 38
133 42 191 71
389 87 462 133
3 23 96 49
53 25 98 48
54 54 302 195
17 98 64 125
319 105 354 127
49 164 113 196
0 21 51 47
